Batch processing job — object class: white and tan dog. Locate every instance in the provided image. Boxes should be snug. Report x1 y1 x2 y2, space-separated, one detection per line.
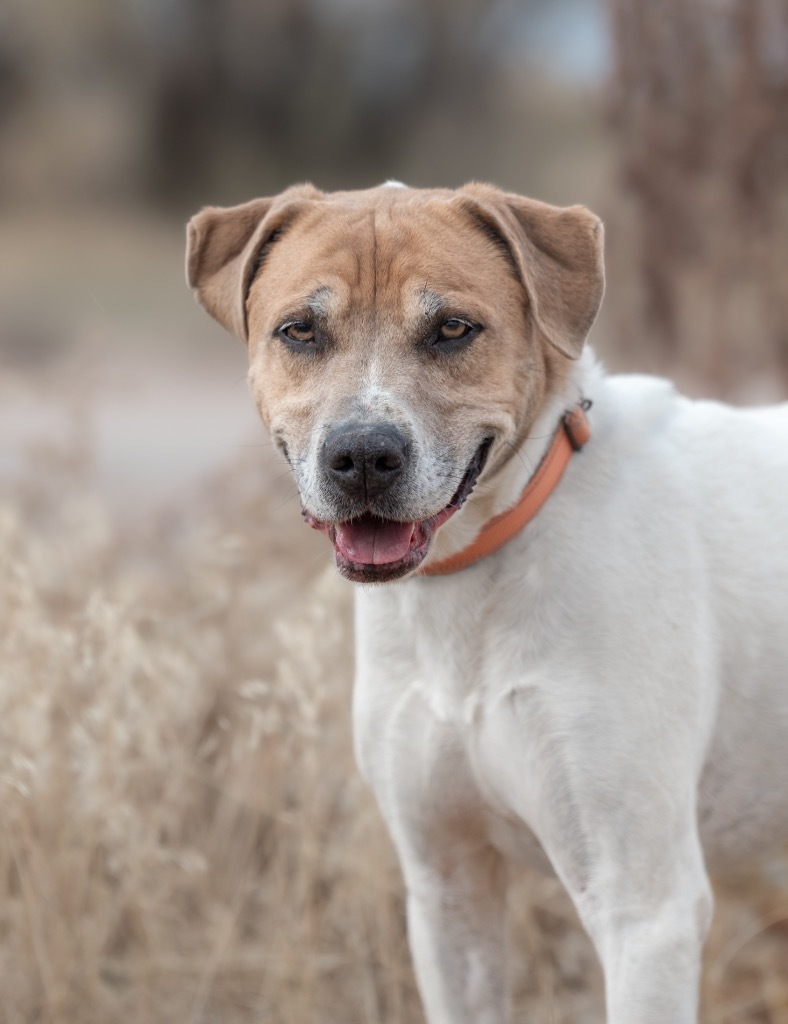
187 182 788 1024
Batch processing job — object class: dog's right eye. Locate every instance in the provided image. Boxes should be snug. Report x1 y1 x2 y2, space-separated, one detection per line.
438 318 473 341
279 321 317 345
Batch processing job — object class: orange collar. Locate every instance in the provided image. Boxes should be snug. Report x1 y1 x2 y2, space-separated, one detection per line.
419 402 591 577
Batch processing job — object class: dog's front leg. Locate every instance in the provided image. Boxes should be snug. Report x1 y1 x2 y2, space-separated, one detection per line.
541 808 711 1024
354 596 513 1024
565 774 714 1022
588 882 712 1024
369 751 511 1024
479 684 714 1024
355 674 510 1023
400 842 509 1024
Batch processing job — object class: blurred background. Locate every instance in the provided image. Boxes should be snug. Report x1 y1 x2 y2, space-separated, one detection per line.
1 1 788 1022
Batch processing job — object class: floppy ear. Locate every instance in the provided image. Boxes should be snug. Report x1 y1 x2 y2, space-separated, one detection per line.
458 184 605 359
185 185 320 341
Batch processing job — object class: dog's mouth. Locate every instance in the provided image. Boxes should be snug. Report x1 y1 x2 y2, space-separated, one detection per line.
303 439 493 583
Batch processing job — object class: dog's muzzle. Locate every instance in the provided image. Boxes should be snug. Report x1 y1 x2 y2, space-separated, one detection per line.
304 435 492 583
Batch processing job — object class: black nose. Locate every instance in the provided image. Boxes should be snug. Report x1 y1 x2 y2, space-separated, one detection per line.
323 422 409 500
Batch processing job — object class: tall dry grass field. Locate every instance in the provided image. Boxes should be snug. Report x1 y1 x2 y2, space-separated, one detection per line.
1 218 787 1023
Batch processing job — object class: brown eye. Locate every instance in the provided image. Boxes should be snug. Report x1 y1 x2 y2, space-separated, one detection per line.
438 319 473 341
281 321 315 343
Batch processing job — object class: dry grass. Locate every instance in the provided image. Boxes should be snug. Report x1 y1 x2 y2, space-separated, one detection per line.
1 378 787 1023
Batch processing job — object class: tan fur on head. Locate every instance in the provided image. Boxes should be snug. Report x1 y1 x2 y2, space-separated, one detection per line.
186 182 604 359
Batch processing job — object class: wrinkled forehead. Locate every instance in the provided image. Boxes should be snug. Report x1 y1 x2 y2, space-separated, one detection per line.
248 195 518 324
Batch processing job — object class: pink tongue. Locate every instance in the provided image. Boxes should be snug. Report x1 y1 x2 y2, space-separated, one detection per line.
334 517 416 565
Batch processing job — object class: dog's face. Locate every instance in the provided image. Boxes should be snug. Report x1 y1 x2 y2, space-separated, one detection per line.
186 183 604 582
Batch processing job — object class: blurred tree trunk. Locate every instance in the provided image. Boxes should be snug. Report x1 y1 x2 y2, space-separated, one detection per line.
608 0 788 396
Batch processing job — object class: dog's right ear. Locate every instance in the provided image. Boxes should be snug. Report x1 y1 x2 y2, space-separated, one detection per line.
186 185 320 342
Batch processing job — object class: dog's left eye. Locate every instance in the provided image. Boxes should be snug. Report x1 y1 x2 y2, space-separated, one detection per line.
438 318 474 341
279 321 317 345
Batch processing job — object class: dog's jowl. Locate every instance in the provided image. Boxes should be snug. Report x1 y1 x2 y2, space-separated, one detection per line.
187 182 788 1024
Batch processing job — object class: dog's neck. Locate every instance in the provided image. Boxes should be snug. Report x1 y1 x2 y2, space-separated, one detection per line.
422 347 602 571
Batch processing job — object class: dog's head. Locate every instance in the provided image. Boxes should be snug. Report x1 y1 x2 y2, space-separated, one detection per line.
186 182 604 582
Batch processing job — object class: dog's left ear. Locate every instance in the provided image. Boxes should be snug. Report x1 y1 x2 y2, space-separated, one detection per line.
186 184 321 342
459 184 605 359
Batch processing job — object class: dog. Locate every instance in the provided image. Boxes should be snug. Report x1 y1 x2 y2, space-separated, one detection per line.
186 182 788 1023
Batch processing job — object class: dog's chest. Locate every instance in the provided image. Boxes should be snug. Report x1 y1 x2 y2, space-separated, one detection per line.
355 574 573 872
